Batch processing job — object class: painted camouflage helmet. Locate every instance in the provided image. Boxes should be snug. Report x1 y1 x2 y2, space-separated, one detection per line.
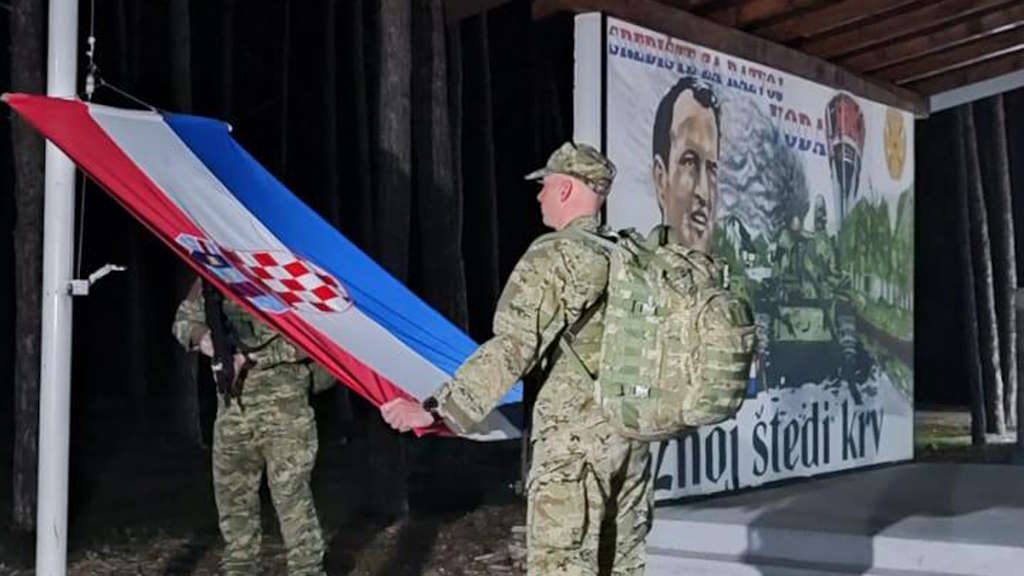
524 141 616 196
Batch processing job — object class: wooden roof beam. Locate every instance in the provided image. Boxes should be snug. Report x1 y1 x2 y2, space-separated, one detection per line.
878 26 1024 84
703 0 833 30
907 48 1024 94
444 0 513 21
801 0 1018 60
753 0 919 44
839 3 1024 73
688 0 749 16
654 0 726 11
533 0 930 116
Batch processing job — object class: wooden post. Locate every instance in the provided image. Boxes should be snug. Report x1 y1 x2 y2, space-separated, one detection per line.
1015 289 1024 453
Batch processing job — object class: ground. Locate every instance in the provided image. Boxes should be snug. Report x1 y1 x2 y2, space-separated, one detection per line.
0 406 1020 575
913 406 1020 463
0 410 527 576
0 504 524 576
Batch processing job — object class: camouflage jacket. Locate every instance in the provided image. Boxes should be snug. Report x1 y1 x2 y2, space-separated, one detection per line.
172 281 335 406
435 216 637 462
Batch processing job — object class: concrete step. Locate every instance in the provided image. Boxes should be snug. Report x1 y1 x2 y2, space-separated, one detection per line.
646 463 1024 576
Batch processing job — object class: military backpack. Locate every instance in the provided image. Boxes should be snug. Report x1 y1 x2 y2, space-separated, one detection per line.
550 226 757 441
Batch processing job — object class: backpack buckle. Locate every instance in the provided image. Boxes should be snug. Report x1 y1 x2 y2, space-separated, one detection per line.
631 300 658 315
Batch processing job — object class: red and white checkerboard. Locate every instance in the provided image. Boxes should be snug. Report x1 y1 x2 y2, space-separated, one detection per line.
226 250 352 313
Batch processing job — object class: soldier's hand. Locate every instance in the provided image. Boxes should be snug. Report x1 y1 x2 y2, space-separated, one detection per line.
198 331 214 357
380 398 434 432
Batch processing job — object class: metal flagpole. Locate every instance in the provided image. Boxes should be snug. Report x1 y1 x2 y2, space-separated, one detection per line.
37 0 79 574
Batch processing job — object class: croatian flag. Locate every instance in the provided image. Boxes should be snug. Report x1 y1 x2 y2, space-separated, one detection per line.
4 93 520 441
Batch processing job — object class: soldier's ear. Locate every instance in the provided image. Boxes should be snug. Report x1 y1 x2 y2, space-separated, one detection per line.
559 179 574 202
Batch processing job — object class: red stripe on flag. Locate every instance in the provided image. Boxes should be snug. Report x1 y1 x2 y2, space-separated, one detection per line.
2 93 431 417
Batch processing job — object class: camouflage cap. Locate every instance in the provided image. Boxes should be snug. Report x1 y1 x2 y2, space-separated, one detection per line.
524 142 616 196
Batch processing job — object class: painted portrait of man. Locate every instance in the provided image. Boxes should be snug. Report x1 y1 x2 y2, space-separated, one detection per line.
651 76 721 252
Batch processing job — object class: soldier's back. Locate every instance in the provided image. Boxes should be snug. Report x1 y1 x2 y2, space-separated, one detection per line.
525 222 641 469
221 299 310 409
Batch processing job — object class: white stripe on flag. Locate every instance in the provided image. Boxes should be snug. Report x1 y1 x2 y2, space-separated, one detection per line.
87 104 452 400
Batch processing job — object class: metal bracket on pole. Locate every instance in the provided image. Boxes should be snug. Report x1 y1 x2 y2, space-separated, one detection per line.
67 263 125 296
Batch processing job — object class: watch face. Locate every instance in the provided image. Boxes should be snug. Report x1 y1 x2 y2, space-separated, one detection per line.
884 108 906 181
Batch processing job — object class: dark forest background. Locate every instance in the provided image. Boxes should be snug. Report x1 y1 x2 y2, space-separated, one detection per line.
2 0 1024 540
0 0 575 534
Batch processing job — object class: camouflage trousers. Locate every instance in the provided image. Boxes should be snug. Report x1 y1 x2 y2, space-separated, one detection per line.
212 398 325 576
526 440 653 576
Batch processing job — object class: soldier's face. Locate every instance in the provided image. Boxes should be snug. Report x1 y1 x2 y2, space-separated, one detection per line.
653 91 719 252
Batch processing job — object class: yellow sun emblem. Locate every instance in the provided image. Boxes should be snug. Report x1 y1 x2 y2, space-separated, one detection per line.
884 108 906 180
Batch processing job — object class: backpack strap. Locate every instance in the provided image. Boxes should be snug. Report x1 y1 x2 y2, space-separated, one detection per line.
558 226 620 252
531 225 616 382
553 293 606 382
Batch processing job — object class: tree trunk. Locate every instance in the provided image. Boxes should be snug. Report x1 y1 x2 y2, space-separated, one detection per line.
963 102 1006 435
279 0 291 179
460 14 501 342
167 0 204 446
1007 90 1024 279
168 0 193 113
956 107 988 445
374 0 412 279
116 0 130 81
321 0 341 227
446 9 464 282
122 3 148 431
975 95 1018 430
220 0 235 120
340 0 374 246
127 1 143 90
412 0 468 329
1017 292 1024 450
365 0 413 519
125 233 148 430
10 0 46 532
315 0 354 440
530 13 574 164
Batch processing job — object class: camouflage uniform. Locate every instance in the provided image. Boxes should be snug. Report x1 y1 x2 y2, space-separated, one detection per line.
173 280 333 576
432 143 653 576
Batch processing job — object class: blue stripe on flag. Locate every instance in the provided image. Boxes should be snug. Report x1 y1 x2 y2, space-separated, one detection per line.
164 113 521 405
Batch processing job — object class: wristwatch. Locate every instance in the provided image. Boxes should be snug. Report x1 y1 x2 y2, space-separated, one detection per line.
421 396 443 424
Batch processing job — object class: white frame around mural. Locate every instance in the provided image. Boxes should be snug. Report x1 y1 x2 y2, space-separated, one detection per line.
572 12 916 502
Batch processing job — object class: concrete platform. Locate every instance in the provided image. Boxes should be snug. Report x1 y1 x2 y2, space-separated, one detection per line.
647 463 1024 575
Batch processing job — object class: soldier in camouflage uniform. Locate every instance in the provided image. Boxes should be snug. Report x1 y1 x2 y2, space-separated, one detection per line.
173 278 334 576
381 142 654 576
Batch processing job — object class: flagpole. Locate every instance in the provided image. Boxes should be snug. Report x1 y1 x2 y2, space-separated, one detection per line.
37 0 79 574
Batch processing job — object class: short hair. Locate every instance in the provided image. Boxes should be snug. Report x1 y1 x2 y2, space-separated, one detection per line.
652 76 721 164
